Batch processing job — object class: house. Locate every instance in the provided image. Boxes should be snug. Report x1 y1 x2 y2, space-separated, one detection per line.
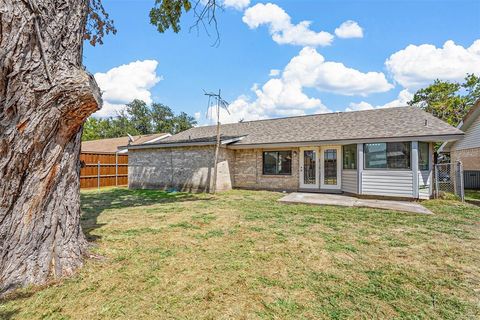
439 99 480 189
81 133 171 154
126 107 463 199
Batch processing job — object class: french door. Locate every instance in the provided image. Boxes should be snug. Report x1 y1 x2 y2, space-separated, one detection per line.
299 147 319 189
320 146 341 190
299 146 342 190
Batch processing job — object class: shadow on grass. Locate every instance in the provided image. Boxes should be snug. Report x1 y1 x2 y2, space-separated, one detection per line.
80 188 211 241
0 309 19 320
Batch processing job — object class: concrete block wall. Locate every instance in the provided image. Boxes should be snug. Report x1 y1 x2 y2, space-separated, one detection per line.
233 148 299 191
129 146 234 192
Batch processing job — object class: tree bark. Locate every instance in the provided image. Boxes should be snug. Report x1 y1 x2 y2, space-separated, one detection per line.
0 0 101 295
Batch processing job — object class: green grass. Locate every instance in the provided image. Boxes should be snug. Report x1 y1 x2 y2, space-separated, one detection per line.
466 189 480 205
1 187 479 319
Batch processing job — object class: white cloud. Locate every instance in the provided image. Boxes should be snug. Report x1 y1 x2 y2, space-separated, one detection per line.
385 40 480 89
283 47 393 96
269 69 280 77
223 0 250 10
194 112 201 120
242 3 334 46
93 60 161 117
345 89 413 112
335 20 363 38
206 47 393 123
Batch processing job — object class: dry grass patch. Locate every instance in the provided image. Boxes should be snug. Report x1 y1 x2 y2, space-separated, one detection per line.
1 188 479 319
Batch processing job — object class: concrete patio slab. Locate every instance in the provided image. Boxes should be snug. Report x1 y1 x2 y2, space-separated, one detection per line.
278 192 433 214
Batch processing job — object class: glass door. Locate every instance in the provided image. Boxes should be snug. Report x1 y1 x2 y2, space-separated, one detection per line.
299 148 319 189
320 146 341 190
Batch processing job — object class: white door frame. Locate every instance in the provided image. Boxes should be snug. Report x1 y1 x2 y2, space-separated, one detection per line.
299 147 319 189
320 146 342 190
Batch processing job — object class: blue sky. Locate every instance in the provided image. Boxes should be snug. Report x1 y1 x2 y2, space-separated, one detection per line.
84 0 480 123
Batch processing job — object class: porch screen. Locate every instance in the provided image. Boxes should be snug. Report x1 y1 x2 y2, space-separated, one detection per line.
263 151 292 175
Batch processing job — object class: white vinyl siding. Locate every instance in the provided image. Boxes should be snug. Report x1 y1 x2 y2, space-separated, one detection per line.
361 171 414 198
454 116 480 150
418 170 431 199
342 169 357 194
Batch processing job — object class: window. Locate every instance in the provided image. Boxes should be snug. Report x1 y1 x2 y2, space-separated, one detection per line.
342 144 357 169
418 142 430 171
263 151 292 175
364 142 411 169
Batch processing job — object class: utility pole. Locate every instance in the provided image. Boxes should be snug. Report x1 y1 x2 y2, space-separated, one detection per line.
204 89 229 194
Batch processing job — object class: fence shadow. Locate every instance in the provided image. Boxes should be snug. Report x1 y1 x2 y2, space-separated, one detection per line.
80 188 211 241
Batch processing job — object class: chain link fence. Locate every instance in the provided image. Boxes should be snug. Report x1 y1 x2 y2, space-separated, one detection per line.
434 161 464 201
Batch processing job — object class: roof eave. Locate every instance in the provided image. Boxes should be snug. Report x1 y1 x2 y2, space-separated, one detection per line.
227 133 464 149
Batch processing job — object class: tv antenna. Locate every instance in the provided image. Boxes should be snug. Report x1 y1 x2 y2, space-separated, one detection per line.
203 89 230 194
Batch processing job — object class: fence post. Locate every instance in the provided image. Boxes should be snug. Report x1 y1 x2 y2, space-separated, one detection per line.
115 152 118 187
457 161 464 202
97 160 100 191
434 164 439 199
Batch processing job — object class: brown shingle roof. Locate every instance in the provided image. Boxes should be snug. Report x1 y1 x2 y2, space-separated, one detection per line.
146 107 462 148
81 133 169 153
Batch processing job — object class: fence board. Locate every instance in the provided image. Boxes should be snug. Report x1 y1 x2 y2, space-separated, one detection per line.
80 152 128 189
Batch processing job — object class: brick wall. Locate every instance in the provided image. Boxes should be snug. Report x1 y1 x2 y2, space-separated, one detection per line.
129 146 234 192
450 147 480 170
233 148 299 191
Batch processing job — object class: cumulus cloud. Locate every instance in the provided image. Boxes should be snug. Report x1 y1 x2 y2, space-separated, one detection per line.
207 47 394 123
283 47 393 96
242 3 334 46
93 60 161 117
334 20 363 38
385 40 480 89
345 89 413 112
223 0 250 10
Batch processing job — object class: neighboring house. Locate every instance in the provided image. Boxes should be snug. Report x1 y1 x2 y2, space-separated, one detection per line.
81 133 171 154
439 100 480 170
439 100 480 189
127 107 463 199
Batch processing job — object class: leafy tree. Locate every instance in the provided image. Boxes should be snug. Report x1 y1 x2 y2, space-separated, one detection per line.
408 74 480 126
1 0 219 295
82 100 197 141
126 100 154 135
173 112 197 134
151 103 175 133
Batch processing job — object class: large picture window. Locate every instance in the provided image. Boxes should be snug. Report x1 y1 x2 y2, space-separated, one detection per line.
418 142 430 171
364 142 411 169
342 144 357 169
263 151 292 175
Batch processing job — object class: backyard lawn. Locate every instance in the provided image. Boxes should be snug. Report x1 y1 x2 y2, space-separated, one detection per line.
1 188 479 319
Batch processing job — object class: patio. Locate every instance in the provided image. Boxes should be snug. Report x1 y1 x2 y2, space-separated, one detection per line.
279 192 433 214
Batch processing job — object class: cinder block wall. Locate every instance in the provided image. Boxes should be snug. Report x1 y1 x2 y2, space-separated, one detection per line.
233 148 299 191
451 148 480 170
129 146 234 192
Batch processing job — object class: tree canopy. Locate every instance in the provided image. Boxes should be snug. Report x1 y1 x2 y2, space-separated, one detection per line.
82 100 197 141
408 74 480 127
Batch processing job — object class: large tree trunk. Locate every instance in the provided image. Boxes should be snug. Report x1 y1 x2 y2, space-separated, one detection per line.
0 0 101 295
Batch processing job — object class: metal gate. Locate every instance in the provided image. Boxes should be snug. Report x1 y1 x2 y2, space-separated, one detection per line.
434 161 464 201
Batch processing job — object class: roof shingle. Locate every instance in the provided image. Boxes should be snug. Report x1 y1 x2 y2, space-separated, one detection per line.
134 107 463 148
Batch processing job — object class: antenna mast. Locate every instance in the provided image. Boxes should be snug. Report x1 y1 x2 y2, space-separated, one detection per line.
204 89 230 194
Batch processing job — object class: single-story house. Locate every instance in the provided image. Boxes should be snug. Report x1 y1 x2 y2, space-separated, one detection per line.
126 107 463 199
439 99 480 189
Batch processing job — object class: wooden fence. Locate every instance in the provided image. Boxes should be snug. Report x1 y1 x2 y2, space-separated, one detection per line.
80 152 128 189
